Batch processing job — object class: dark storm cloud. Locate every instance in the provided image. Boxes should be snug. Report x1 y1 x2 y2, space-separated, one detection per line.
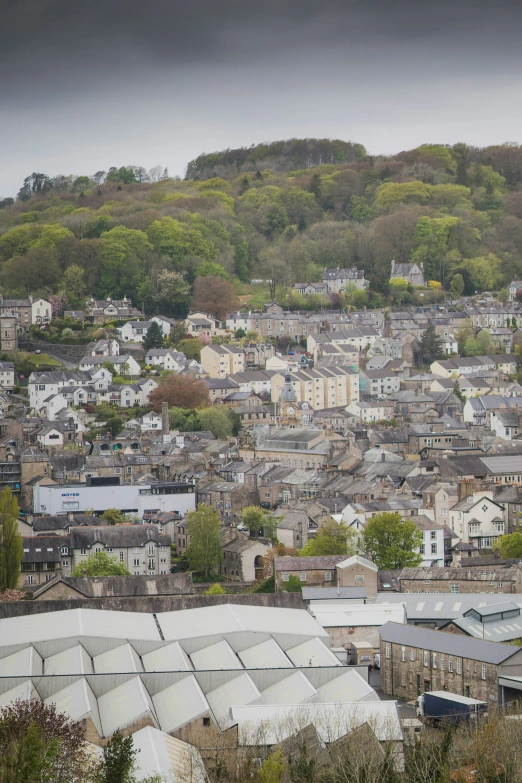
2 0 522 70
2 0 522 197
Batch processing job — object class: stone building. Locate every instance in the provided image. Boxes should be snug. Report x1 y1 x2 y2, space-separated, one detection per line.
379 621 522 703
274 554 378 596
387 565 522 594
0 315 17 351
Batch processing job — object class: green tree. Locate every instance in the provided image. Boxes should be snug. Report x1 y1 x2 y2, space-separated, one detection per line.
143 321 164 350
185 505 223 578
106 416 124 437
72 551 131 576
449 273 464 297
62 264 86 308
0 699 88 783
96 729 136 783
460 254 504 291
0 487 22 592
300 518 356 556
177 338 204 361
494 532 522 559
283 575 303 592
388 277 410 304
420 324 443 364
197 407 234 438
241 505 277 539
361 512 423 569
205 582 225 595
102 508 126 525
259 749 286 783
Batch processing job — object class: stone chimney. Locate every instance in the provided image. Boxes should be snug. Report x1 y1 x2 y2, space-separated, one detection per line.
458 478 475 502
161 402 169 437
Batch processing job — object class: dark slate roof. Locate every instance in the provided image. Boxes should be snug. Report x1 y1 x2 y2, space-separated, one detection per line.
70 525 170 549
274 555 345 571
22 535 70 563
379 621 521 664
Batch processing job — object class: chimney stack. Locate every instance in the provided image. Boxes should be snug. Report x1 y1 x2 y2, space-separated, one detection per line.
458 479 475 502
161 402 169 437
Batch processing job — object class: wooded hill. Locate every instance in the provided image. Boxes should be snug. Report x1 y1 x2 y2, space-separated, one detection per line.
2 139 522 317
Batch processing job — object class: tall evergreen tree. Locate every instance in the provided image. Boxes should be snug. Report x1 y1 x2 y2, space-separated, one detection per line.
143 321 164 350
185 505 223 578
97 730 136 783
0 487 22 592
420 324 443 365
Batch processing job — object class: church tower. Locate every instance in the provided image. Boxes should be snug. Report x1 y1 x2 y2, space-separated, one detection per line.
278 374 299 428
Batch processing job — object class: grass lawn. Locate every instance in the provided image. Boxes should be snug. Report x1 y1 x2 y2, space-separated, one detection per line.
18 352 63 367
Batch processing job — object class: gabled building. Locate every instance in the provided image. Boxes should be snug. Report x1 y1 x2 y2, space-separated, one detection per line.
322 267 369 293
389 260 425 287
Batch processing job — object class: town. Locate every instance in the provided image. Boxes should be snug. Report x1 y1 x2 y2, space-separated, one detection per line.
1 271 522 779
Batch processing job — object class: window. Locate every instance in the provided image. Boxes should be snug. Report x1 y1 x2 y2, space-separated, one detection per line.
26 575 34 585
419 544 425 555
430 531 437 540
107 547 113 553
147 545 155 556
431 543 437 555
451 584 459 593
62 560 69 567
148 558 155 570
423 651 428 667
401 646 406 661
482 664 487 680
410 650 415 661
119 552 124 562
432 653 437 669
355 575 365 584
203 717 211 727
457 659 462 674
441 655 445 670
133 559 140 566
299 572 306 582
449 657 454 672
325 571 332 581
81 548 86 555
283 574 290 582
424 580 431 585
385 643 391 659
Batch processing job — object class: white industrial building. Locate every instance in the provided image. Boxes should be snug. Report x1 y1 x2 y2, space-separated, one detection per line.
32 480 196 518
0 604 390 748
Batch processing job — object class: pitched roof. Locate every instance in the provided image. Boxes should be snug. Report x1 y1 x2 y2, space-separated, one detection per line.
379 621 520 663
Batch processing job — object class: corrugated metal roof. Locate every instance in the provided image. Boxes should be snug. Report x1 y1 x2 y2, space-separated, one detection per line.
98 676 157 736
238 639 293 670
379 621 521 663
142 642 193 673
0 608 161 645
232 702 403 745
45 679 102 738
311 603 406 628
448 616 522 643
132 726 206 783
314 669 378 704
0 681 38 707
0 647 42 677
44 645 93 676
285 638 342 668
207 673 261 729
93 644 142 675
152 675 209 734
375 593 522 621
256 671 317 705
191 640 242 671
157 604 329 642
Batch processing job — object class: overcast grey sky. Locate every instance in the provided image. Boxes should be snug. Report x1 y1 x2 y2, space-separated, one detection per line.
1 0 521 197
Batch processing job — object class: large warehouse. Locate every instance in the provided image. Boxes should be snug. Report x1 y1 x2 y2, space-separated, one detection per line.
0 604 387 749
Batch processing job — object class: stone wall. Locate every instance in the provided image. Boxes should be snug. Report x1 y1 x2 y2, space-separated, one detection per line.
379 639 500 703
399 579 514 594
20 340 88 363
0 591 305 619
325 625 380 650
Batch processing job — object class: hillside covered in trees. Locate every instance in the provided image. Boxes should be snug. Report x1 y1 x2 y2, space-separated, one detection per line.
3 139 522 316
